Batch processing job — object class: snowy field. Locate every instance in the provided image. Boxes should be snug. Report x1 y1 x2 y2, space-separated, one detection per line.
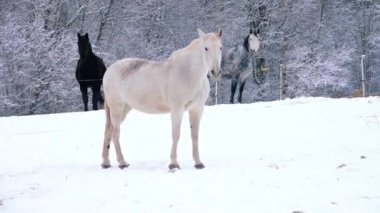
1 97 380 213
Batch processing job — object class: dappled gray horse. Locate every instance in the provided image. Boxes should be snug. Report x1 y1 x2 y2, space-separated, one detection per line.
224 29 260 103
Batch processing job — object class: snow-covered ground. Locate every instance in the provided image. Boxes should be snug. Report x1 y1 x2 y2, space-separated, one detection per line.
1 97 380 213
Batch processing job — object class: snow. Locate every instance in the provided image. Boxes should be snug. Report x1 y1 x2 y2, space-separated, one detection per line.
1 97 380 213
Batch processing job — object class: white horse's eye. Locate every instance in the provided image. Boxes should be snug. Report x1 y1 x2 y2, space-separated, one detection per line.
220 47 223 51
205 47 209 51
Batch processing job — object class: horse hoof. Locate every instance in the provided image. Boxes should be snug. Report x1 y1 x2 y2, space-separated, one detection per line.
101 164 111 169
168 164 180 170
119 164 130 169
194 163 205 169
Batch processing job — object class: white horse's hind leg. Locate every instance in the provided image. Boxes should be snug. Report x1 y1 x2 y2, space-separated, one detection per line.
169 110 184 169
111 105 131 169
110 103 131 169
101 103 113 168
189 106 205 169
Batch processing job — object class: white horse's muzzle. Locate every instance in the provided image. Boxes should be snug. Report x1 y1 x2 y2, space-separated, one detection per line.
209 69 222 80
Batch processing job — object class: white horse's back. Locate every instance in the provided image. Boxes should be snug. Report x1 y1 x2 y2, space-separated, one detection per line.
104 58 171 114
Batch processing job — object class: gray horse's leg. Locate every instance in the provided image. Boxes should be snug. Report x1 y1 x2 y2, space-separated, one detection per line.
189 106 205 169
230 74 239 103
238 79 247 103
238 72 250 103
169 110 184 170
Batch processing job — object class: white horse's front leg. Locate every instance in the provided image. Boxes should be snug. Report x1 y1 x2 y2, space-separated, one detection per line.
189 106 205 169
169 110 184 169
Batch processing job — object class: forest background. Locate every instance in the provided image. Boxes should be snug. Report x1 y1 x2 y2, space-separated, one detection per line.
0 0 379 116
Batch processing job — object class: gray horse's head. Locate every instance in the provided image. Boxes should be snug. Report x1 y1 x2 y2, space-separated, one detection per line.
244 29 260 53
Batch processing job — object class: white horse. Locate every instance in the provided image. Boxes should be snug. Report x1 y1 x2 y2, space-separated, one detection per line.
101 29 223 170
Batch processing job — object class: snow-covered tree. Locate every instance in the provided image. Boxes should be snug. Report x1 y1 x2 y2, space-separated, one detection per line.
0 0 379 116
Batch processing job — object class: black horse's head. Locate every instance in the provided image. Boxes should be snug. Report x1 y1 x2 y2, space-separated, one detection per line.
77 33 92 58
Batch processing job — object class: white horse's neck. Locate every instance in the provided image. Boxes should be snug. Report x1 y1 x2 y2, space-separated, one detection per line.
169 38 209 77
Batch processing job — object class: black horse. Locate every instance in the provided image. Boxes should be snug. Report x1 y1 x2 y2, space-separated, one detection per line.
76 33 106 111
224 29 261 103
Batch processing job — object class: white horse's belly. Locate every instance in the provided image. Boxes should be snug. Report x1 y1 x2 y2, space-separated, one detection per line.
121 79 170 114
124 97 170 114
121 78 209 114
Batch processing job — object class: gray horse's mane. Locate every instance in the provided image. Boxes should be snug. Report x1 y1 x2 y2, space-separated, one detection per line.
243 35 251 52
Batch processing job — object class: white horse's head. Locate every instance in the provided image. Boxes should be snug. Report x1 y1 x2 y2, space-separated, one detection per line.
197 28 223 79
247 29 260 53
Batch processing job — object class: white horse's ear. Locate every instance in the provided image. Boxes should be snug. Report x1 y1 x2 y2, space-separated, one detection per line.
197 28 206 37
217 29 223 38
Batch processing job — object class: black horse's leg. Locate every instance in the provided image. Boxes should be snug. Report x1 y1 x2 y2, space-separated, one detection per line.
238 79 247 103
80 84 89 111
98 90 104 105
91 85 101 110
230 74 239 103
